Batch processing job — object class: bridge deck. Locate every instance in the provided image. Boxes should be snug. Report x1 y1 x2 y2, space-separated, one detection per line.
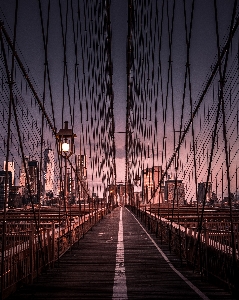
8 207 236 300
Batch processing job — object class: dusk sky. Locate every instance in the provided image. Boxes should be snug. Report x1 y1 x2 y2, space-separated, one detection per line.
0 0 239 200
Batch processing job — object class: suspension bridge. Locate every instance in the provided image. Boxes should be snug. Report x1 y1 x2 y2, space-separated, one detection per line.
0 0 239 299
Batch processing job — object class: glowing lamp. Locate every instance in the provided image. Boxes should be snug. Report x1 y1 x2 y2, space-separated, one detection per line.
62 142 70 152
57 121 77 158
56 121 77 205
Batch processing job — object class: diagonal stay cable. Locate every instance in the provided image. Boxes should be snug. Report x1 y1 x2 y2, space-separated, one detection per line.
149 9 239 202
0 19 56 137
0 10 47 276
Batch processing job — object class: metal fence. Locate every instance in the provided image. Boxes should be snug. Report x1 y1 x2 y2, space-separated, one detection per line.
0 206 110 299
128 205 239 297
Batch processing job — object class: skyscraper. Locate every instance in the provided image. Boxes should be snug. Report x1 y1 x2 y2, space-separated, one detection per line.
164 179 185 206
76 155 87 178
76 154 87 201
28 160 39 196
198 182 212 203
0 171 12 209
142 166 164 204
19 156 29 194
44 149 55 196
4 161 15 185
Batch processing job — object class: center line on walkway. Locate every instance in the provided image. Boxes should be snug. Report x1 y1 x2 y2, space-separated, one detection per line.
127 208 210 300
112 207 128 299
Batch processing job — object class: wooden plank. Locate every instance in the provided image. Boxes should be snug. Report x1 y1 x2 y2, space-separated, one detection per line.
7 207 236 300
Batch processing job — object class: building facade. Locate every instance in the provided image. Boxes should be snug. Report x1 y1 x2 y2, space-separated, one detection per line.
4 161 15 185
19 156 29 191
198 182 212 203
76 154 88 201
142 166 164 204
0 171 12 209
44 149 55 196
28 160 39 196
164 179 185 205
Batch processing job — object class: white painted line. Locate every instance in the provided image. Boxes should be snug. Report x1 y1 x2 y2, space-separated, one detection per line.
112 207 128 299
126 208 210 300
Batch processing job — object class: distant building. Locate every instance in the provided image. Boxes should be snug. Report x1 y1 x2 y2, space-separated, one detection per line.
164 179 185 205
117 182 125 205
107 184 117 204
76 155 88 200
8 186 22 208
0 171 12 209
116 182 134 205
67 168 75 203
19 156 29 191
19 159 39 202
142 166 164 204
198 182 212 203
76 155 87 178
28 160 39 196
4 161 15 185
44 149 55 196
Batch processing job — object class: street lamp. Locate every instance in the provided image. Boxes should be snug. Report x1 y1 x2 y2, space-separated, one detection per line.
57 121 76 158
57 121 76 207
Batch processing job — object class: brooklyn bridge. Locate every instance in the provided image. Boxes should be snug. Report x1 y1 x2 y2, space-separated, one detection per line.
0 0 239 299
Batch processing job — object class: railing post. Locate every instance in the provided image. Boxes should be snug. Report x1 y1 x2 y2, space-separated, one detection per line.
204 227 209 279
29 224 34 284
46 228 49 267
144 205 146 227
52 222 55 267
160 216 163 244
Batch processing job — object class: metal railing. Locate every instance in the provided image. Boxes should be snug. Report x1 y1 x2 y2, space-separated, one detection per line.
127 205 239 297
0 205 112 299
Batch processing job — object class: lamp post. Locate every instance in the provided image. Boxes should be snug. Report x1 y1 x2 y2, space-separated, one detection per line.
57 121 76 209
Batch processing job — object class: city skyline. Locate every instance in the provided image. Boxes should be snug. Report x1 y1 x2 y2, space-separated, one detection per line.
0 1 238 202
1 2 239 298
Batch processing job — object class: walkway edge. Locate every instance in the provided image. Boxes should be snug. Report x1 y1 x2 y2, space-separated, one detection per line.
126 208 210 300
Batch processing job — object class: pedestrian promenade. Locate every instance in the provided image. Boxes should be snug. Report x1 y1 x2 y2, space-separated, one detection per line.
8 207 236 299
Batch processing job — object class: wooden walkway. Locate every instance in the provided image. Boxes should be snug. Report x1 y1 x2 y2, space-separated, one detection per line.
8 207 236 300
